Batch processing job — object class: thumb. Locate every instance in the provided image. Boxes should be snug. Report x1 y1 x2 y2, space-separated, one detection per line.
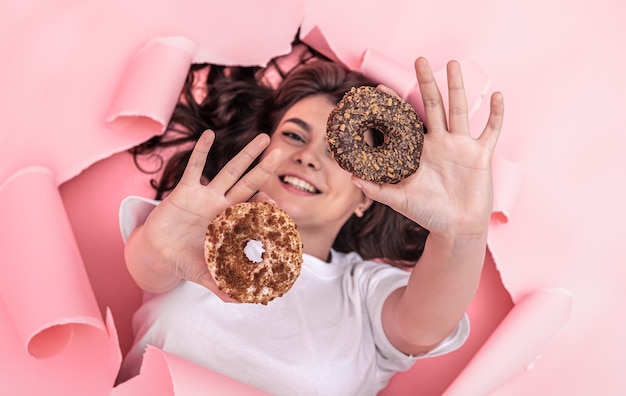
249 192 277 206
351 176 394 204
196 270 239 303
352 176 412 220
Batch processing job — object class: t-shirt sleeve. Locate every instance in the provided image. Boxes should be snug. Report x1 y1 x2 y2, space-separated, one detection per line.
118 195 160 242
362 261 470 372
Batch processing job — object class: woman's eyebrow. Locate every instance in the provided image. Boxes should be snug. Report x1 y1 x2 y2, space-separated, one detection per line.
282 117 311 133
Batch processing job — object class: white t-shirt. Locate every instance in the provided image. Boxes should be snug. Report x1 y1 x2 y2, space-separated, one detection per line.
118 196 470 395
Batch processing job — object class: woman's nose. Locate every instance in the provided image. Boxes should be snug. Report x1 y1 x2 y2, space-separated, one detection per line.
294 146 321 170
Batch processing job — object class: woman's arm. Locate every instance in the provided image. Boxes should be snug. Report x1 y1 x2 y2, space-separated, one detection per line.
382 230 487 355
124 130 281 299
356 58 504 355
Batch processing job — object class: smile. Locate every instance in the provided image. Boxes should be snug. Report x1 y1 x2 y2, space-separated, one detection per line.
280 175 320 194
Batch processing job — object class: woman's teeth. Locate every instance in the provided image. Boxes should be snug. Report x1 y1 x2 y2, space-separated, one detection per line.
282 176 317 193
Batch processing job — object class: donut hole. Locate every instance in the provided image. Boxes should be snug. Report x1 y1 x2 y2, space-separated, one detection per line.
364 127 385 148
244 239 265 263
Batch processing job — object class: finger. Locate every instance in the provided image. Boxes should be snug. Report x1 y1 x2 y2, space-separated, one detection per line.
351 175 402 208
447 60 470 135
212 133 271 192
478 92 505 152
376 84 400 98
179 129 215 186
195 269 240 303
225 147 282 202
414 57 448 132
180 251 239 303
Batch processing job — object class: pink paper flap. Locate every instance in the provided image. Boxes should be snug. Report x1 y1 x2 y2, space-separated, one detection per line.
0 167 103 356
106 37 196 133
113 347 271 396
444 288 573 396
0 303 120 396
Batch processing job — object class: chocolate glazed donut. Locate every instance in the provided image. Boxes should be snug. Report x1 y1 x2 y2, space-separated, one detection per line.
326 86 425 184
205 202 303 305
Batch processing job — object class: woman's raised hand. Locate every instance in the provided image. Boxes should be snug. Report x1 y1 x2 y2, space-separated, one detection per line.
127 130 281 299
354 58 504 237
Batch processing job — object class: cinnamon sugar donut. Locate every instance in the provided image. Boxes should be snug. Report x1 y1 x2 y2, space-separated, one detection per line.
326 86 425 184
204 202 303 305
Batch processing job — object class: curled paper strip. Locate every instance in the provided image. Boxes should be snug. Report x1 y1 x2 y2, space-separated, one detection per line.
0 304 120 396
0 167 104 357
0 167 121 394
113 346 271 396
106 36 196 133
443 288 574 396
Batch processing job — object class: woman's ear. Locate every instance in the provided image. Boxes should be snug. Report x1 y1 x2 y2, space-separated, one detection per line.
354 196 373 218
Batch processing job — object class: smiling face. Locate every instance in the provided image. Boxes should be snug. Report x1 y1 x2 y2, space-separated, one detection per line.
259 94 372 259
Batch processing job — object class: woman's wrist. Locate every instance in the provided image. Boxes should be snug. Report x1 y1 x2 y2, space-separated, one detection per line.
422 222 489 270
125 224 182 293
426 213 490 242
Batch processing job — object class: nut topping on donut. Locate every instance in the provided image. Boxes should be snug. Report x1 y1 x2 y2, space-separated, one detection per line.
205 202 303 305
327 86 425 184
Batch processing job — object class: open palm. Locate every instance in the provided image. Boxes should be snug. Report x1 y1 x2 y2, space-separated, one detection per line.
136 131 280 297
355 58 504 237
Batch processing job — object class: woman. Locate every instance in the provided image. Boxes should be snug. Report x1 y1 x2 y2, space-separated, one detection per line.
119 55 504 395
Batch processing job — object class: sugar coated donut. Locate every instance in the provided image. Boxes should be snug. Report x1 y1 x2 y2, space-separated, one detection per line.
326 86 425 184
205 201 303 304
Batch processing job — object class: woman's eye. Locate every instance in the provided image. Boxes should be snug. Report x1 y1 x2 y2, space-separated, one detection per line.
282 131 304 142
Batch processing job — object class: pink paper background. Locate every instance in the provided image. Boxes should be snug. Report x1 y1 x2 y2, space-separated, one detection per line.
1 0 625 395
